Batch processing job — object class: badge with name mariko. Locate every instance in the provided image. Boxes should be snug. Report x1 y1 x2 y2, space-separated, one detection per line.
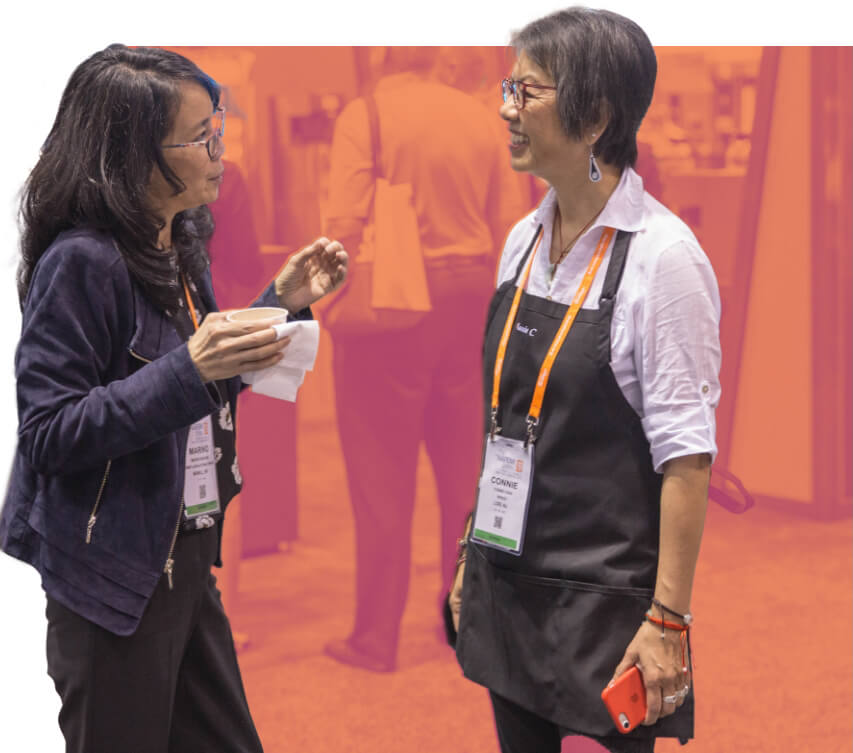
471 436 534 555
183 415 221 519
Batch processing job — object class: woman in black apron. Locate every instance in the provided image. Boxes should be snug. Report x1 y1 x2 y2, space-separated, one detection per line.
449 9 721 753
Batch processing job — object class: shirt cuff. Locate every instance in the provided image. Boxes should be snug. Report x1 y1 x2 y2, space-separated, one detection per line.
643 407 718 473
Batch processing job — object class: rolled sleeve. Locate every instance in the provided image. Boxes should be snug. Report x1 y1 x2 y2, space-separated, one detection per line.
638 240 721 472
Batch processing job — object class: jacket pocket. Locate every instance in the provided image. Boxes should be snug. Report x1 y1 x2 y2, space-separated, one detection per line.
85 460 112 544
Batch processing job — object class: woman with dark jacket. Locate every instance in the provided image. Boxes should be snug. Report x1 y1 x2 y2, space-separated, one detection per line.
0 44 347 753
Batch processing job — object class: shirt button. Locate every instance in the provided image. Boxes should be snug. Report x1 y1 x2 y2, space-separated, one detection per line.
546 295 552 301
701 384 710 394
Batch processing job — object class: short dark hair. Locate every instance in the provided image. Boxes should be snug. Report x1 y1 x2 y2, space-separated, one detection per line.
18 44 221 311
511 7 657 169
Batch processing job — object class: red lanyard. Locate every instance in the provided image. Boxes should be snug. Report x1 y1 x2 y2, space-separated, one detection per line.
490 226 615 445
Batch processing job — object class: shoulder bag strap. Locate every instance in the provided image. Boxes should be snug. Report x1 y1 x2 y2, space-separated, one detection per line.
364 93 382 180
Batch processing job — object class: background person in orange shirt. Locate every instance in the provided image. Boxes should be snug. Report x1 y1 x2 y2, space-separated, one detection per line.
322 46 525 672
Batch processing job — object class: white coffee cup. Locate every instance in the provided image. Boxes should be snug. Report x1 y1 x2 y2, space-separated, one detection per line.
226 307 289 324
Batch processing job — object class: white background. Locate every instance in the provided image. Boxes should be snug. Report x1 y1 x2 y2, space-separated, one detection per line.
1 1 850 749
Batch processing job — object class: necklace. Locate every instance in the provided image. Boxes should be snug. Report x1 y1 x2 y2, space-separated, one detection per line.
552 204 605 268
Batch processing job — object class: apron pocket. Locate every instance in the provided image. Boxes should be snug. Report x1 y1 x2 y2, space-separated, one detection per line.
457 545 691 739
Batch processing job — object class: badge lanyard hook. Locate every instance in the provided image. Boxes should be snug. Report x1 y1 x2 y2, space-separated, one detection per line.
489 407 501 441
524 415 539 449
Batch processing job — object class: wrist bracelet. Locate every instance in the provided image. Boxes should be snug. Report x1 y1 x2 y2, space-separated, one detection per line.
651 597 692 625
645 612 691 674
644 612 690 633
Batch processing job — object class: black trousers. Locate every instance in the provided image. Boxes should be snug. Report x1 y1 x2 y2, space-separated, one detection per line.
45 527 263 753
490 691 655 753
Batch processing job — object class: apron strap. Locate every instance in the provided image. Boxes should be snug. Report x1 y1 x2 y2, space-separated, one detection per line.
365 93 383 179
510 224 544 285
598 229 633 304
596 230 633 362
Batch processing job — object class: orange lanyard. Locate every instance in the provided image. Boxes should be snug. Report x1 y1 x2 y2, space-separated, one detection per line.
490 225 615 445
181 274 200 332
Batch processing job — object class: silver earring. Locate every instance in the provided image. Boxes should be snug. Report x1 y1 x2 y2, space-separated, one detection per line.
589 150 601 183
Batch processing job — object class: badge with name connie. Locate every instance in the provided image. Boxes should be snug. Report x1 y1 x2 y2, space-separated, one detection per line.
472 436 534 555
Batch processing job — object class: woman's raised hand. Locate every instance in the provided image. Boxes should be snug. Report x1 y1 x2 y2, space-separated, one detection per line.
187 312 291 383
274 237 349 313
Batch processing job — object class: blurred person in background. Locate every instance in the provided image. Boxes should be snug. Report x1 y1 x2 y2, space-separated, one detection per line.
0 44 347 752
432 46 542 212
448 8 720 752
322 45 525 672
207 156 276 653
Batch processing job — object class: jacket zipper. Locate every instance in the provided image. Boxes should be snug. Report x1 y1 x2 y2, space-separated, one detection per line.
128 346 183 590
128 348 152 364
85 460 113 544
163 495 183 590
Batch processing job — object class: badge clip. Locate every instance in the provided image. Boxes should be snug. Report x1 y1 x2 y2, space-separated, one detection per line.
489 407 501 441
524 415 538 449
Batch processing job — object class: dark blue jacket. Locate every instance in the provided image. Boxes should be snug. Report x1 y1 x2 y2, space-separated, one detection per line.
0 227 309 635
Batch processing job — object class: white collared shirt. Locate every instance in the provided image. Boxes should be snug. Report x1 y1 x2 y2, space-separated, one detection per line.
497 168 721 473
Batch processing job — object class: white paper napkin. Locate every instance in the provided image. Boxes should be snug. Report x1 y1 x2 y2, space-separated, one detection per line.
240 320 320 401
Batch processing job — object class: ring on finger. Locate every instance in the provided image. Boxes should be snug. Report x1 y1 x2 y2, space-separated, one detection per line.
664 686 689 705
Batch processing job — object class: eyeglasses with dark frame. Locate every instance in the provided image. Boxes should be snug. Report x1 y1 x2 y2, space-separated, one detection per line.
162 107 226 161
501 78 557 110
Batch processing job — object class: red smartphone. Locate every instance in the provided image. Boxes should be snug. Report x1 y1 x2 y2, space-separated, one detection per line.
601 666 647 734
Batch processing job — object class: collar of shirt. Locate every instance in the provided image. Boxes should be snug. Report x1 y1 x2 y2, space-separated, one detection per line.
518 166 647 301
374 72 425 93
529 166 647 236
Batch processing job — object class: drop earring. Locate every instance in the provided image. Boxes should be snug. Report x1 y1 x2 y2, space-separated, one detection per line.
588 135 601 183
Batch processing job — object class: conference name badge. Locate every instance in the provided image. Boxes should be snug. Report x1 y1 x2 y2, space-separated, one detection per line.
471 436 533 555
183 415 221 519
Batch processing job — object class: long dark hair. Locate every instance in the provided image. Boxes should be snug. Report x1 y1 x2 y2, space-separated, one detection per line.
17 44 220 311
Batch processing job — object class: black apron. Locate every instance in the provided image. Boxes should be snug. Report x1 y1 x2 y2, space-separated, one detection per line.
456 227 693 741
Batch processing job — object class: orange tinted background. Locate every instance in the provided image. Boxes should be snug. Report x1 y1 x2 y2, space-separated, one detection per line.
167 46 852 752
